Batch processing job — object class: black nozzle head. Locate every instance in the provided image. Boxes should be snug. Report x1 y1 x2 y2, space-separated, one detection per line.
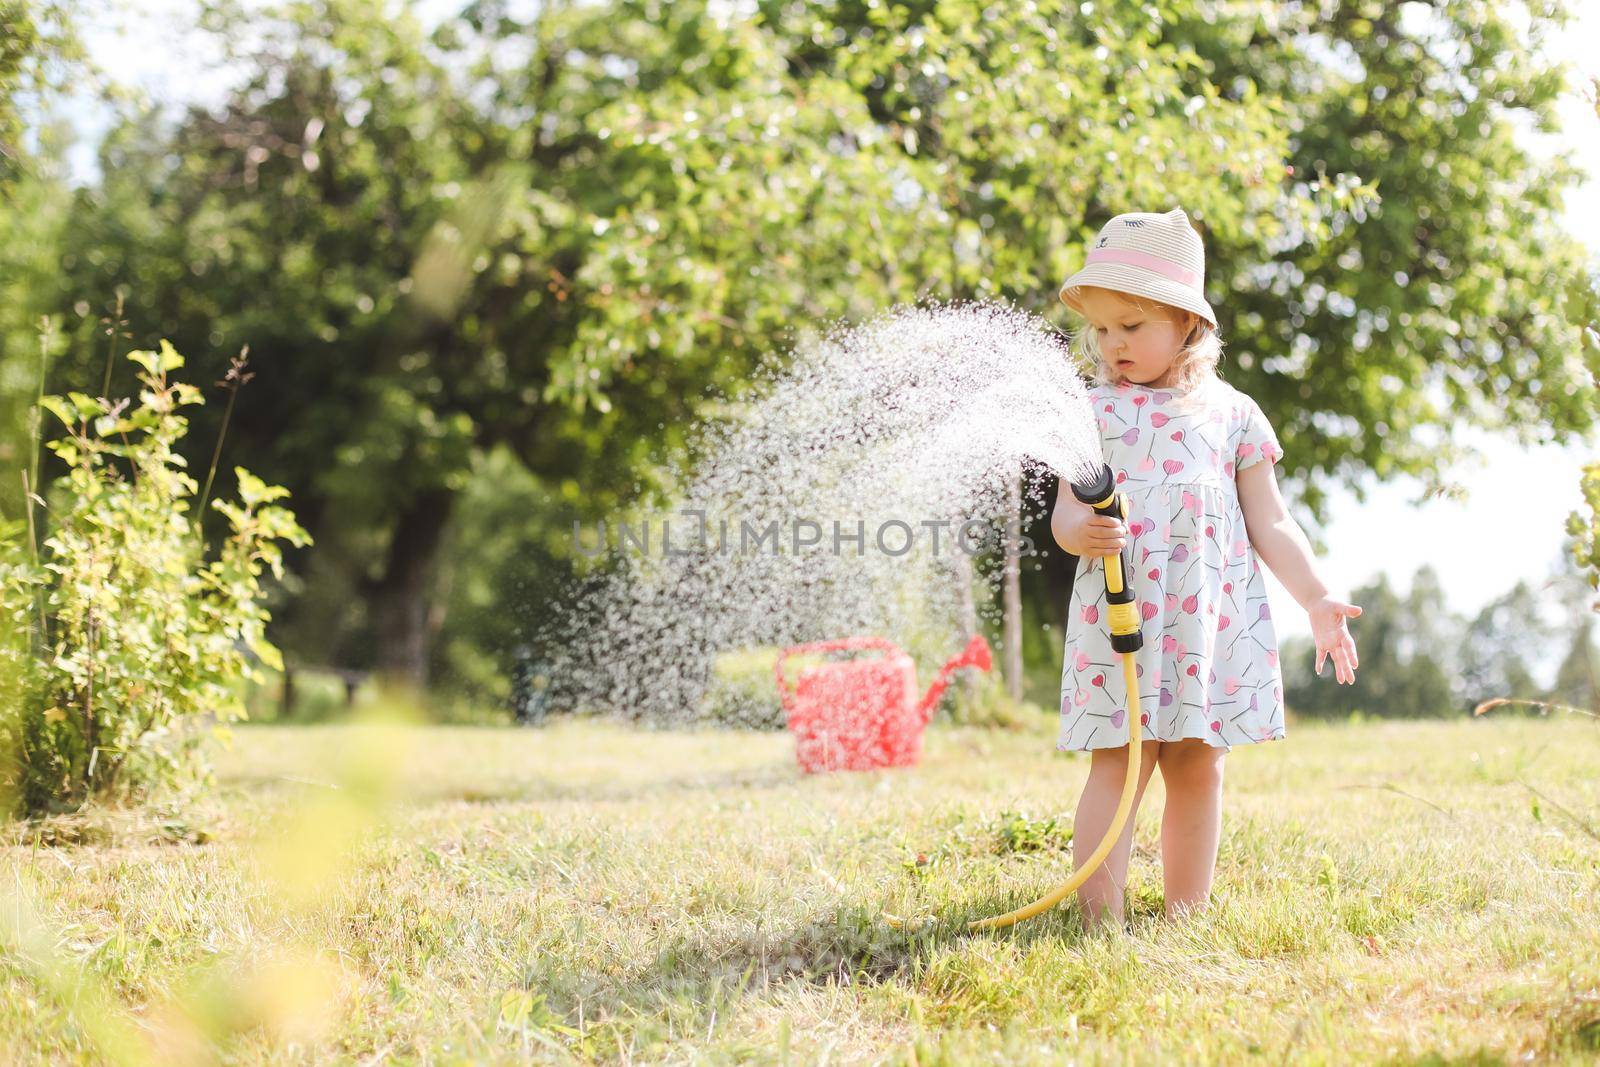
1071 463 1115 507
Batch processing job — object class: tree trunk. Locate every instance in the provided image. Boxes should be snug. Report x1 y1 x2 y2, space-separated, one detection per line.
952 543 981 702
1003 469 1024 701
370 486 456 689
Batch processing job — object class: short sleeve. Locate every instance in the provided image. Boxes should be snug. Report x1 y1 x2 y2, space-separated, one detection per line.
1235 395 1283 472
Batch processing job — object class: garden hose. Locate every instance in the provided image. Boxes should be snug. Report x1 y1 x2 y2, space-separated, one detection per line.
885 463 1145 933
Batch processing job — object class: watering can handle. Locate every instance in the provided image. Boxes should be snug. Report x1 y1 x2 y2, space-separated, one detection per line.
773 636 900 716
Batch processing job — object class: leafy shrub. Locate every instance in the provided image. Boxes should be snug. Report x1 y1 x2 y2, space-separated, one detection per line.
702 645 817 730
1569 461 1600 611
989 809 1073 854
238 666 374 724
944 672 1044 730
0 341 309 815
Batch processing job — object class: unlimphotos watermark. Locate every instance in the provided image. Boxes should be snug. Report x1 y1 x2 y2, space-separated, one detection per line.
571 509 1039 558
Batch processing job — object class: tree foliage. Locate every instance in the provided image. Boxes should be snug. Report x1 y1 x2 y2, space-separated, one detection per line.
1283 557 1598 719
0 0 36 187
1569 461 1600 607
1198 0 1600 516
0 0 84 186
16 0 1599 703
0 0 83 517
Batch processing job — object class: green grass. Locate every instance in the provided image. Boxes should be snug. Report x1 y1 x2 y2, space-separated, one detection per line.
3 713 1599 1064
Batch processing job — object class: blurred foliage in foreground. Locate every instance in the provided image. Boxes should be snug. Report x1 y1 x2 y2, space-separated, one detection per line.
1 702 420 1064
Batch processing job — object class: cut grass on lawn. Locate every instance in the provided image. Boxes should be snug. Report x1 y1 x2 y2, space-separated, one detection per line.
3 714 1599 1064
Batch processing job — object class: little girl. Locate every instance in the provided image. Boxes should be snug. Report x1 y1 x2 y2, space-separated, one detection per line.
1051 207 1362 931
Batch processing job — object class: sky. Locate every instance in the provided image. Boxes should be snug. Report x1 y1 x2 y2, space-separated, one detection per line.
48 0 1600 655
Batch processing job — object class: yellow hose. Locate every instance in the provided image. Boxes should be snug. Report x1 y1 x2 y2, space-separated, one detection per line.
884 653 1143 932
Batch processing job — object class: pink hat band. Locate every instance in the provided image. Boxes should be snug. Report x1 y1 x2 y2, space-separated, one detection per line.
1083 247 1202 289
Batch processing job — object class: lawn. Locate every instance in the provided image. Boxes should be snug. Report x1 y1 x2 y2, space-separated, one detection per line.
3 713 1599 1064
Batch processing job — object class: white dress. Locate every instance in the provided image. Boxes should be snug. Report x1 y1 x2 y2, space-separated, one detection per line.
1057 377 1287 753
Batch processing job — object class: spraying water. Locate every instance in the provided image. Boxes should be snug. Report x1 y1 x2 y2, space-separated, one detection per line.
532 300 1107 726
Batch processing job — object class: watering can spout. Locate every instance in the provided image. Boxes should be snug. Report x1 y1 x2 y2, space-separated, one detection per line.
914 633 993 722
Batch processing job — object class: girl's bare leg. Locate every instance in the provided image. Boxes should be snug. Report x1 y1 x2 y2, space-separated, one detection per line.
1072 739 1162 931
1156 738 1227 920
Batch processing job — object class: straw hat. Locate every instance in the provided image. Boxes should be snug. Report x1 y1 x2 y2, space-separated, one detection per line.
1059 207 1217 327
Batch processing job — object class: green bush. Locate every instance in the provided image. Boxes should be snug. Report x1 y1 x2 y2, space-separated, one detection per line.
701 645 818 730
945 672 1046 731
989 809 1074 854
1570 461 1600 609
238 667 372 724
0 340 309 815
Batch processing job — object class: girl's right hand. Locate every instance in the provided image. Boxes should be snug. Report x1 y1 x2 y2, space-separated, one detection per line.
1050 477 1129 559
1067 513 1128 559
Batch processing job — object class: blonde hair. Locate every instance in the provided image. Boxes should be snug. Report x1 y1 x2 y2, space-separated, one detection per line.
1062 286 1224 402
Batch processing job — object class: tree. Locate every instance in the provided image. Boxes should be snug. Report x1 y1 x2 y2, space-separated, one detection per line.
1394 563 1461 715
0 0 43 189
1459 579 1554 710
0 0 84 518
42 0 1301 691
1539 533 1599 712
1287 554 1599 721
758 0 1600 519
1569 461 1600 608
1193 0 1600 522
34 0 1600 702
0 1 85 189
1284 566 1459 719
1548 617 1599 713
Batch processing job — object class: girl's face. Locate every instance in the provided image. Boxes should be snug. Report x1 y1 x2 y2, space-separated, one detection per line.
1074 287 1194 389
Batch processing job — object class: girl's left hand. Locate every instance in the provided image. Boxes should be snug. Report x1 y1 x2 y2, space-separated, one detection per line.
1309 596 1362 685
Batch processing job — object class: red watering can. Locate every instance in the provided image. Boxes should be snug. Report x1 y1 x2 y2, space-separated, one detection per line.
773 634 993 773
